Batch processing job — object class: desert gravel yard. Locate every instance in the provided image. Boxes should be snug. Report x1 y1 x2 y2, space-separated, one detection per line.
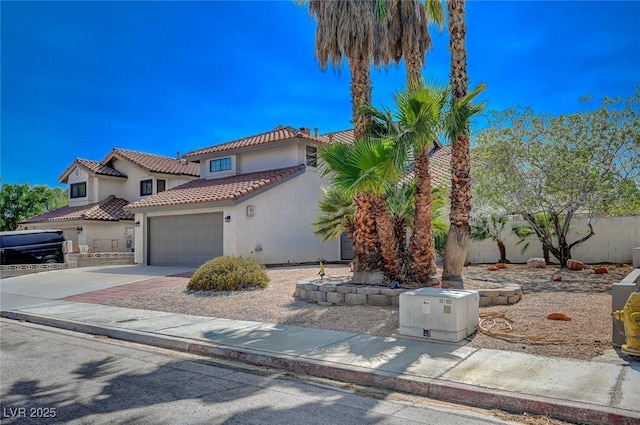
103 263 635 361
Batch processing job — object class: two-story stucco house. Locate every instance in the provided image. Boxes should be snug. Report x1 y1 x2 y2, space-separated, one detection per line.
124 125 341 267
124 125 453 268
21 148 199 252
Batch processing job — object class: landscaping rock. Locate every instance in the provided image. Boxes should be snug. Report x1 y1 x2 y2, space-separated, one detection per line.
496 263 508 269
547 312 572 321
552 276 563 282
567 259 584 271
487 266 499 271
594 266 608 274
527 258 546 268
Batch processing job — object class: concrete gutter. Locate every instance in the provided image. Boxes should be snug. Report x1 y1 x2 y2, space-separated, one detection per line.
2 304 639 425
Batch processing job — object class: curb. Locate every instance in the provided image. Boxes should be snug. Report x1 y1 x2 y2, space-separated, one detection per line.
2 310 639 425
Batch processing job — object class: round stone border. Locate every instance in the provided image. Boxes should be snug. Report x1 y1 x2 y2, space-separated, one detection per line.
294 277 522 307
476 286 523 306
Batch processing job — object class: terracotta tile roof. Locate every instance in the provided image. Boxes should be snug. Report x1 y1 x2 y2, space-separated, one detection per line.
125 165 306 210
21 195 134 224
404 145 452 189
184 126 328 158
105 148 200 176
58 158 127 183
318 128 443 150
428 145 452 189
76 158 127 177
320 129 355 145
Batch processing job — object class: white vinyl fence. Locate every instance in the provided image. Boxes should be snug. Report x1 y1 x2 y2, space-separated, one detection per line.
466 215 640 265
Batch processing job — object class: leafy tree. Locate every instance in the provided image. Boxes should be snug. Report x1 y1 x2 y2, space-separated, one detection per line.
473 90 640 267
470 213 510 263
0 183 67 231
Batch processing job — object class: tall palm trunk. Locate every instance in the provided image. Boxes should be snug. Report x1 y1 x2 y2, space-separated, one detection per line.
353 192 380 272
372 195 402 280
351 55 372 139
442 0 470 288
405 49 424 89
408 149 437 284
350 54 380 283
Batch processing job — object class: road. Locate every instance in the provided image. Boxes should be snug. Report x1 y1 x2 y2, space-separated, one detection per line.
0 320 516 425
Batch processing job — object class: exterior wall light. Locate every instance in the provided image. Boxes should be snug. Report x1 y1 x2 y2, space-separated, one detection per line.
225 216 231 222
76 226 83 234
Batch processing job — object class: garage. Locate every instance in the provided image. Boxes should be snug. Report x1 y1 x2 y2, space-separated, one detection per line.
148 213 223 266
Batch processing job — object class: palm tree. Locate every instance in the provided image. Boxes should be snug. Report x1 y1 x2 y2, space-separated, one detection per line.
314 179 449 283
470 213 510 263
512 213 558 265
303 0 399 282
312 187 354 243
441 0 474 288
305 0 392 138
319 139 403 280
363 82 484 284
373 0 445 88
363 84 444 284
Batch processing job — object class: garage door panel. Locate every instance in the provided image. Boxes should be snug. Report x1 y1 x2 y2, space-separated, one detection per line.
148 213 223 267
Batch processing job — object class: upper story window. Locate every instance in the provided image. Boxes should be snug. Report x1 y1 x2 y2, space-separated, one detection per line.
140 179 153 196
306 146 318 167
70 182 86 198
157 179 166 193
210 157 232 173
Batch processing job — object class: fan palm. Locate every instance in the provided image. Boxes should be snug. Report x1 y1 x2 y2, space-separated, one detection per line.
362 82 484 284
363 83 446 284
319 138 403 279
304 0 392 138
375 0 443 88
312 187 354 243
470 213 510 263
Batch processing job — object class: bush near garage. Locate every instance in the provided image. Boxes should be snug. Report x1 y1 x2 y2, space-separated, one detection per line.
187 256 269 291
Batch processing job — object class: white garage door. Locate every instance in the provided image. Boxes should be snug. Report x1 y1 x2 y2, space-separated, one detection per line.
148 213 223 267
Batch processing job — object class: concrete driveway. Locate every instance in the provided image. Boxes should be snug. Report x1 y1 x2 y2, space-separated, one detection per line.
0 265 194 311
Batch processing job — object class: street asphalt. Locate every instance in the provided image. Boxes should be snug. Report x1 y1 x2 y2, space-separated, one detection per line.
1 266 639 425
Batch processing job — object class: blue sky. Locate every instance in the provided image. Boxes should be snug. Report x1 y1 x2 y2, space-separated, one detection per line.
2 1 639 188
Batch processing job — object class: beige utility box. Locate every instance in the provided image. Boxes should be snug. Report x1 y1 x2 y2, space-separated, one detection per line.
399 288 479 342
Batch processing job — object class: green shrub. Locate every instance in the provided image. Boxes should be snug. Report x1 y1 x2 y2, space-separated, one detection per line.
187 256 269 291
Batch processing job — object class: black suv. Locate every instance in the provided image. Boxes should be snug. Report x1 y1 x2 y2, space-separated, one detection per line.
0 230 66 265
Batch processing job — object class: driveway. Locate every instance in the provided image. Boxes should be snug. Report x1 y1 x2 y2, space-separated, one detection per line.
0 265 194 311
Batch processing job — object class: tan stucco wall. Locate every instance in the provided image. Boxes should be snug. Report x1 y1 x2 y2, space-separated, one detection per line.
233 168 339 264
200 154 237 179
131 167 341 265
466 216 640 264
239 144 300 174
67 167 93 206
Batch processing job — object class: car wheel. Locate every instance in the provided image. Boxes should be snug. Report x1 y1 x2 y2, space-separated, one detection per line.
43 256 59 264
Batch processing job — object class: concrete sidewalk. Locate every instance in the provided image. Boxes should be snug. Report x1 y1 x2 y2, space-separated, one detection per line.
2 302 639 425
